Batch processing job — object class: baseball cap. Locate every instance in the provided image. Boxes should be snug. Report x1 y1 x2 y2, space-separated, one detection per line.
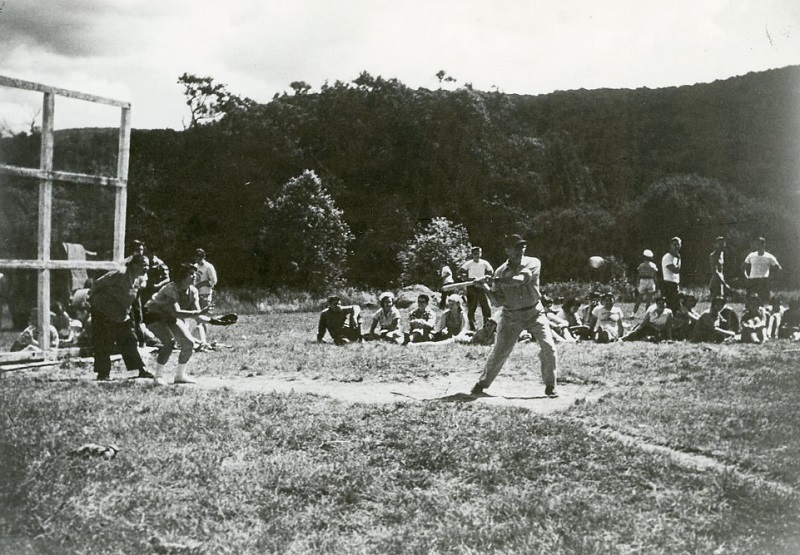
505 234 527 247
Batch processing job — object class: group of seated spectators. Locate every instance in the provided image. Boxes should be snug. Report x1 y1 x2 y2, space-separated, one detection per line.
317 292 497 347
10 294 91 353
318 289 800 349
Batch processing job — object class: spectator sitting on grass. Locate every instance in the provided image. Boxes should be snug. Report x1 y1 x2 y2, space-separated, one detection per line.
777 299 800 340
581 291 601 332
430 295 472 343
622 295 673 342
366 292 404 344
542 296 575 343
317 296 362 345
692 296 737 343
405 294 436 344
557 296 592 341
765 297 785 339
740 294 768 344
592 292 625 343
672 293 700 341
10 309 59 352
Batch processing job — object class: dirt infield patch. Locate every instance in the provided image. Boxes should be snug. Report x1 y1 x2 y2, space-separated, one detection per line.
187 371 603 414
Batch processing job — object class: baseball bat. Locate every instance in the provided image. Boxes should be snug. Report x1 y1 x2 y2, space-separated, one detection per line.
442 280 477 292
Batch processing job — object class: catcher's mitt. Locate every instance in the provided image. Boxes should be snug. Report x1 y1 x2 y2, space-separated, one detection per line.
208 313 238 326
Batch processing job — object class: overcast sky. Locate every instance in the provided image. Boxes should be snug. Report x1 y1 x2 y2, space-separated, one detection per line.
0 0 798 131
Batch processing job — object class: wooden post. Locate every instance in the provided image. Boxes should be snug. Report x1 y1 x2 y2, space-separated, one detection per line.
114 106 131 261
37 92 55 352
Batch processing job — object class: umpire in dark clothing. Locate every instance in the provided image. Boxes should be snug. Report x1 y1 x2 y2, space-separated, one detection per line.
89 254 152 381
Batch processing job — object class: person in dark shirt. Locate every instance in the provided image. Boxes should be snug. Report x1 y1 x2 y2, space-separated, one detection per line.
317 296 362 345
89 254 151 381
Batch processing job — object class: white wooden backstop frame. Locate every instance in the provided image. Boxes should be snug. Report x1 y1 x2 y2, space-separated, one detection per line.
0 75 131 355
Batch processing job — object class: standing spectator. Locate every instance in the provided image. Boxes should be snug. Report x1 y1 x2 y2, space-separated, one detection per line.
367 292 404 344
439 262 455 309
317 296 362 345
592 292 625 343
633 249 659 316
406 294 437 344
661 237 682 313
622 296 673 342
144 263 210 385
742 237 782 305
88 254 152 381
459 246 494 331
470 234 558 398
194 248 218 349
708 236 731 299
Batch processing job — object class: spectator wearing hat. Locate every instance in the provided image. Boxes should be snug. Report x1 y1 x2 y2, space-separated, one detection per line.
193 248 218 349
622 295 673 342
708 236 731 299
458 246 494 331
661 237 683 313
317 296 362 345
470 234 559 398
742 237 782 305
88 254 152 381
367 292 404 344
633 249 659 316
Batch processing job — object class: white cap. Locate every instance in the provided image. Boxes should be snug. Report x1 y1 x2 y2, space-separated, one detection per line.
643 249 654 258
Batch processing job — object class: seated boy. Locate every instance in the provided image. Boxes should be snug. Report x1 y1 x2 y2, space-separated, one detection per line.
591 292 625 343
778 299 800 340
406 294 436 344
317 296 362 345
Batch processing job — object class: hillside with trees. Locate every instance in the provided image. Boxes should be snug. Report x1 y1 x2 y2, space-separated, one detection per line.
1 66 798 302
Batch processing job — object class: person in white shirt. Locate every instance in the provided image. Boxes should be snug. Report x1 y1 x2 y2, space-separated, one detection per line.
661 237 682 313
742 237 782 304
194 248 218 350
591 292 625 343
622 296 673 342
459 246 494 331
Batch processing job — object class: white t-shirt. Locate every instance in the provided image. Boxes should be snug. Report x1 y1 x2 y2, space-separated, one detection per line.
460 259 493 280
441 265 454 284
661 253 681 284
744 251 779 279
644 305 673 331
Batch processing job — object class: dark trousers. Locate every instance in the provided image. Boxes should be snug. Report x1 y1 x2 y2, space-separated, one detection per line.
662 282 680 313
92 311 144 378
466 286 491 331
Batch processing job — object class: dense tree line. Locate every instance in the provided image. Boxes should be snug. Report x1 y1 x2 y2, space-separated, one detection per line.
1 66 797 303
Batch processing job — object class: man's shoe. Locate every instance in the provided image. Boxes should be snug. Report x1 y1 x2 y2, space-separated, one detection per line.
545 386 559 398
470 383 485 396
174 374 197 384
137 368 155 379
96 373 110 382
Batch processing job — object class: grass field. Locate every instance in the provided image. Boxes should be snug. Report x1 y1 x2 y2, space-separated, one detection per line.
1 305 799 554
